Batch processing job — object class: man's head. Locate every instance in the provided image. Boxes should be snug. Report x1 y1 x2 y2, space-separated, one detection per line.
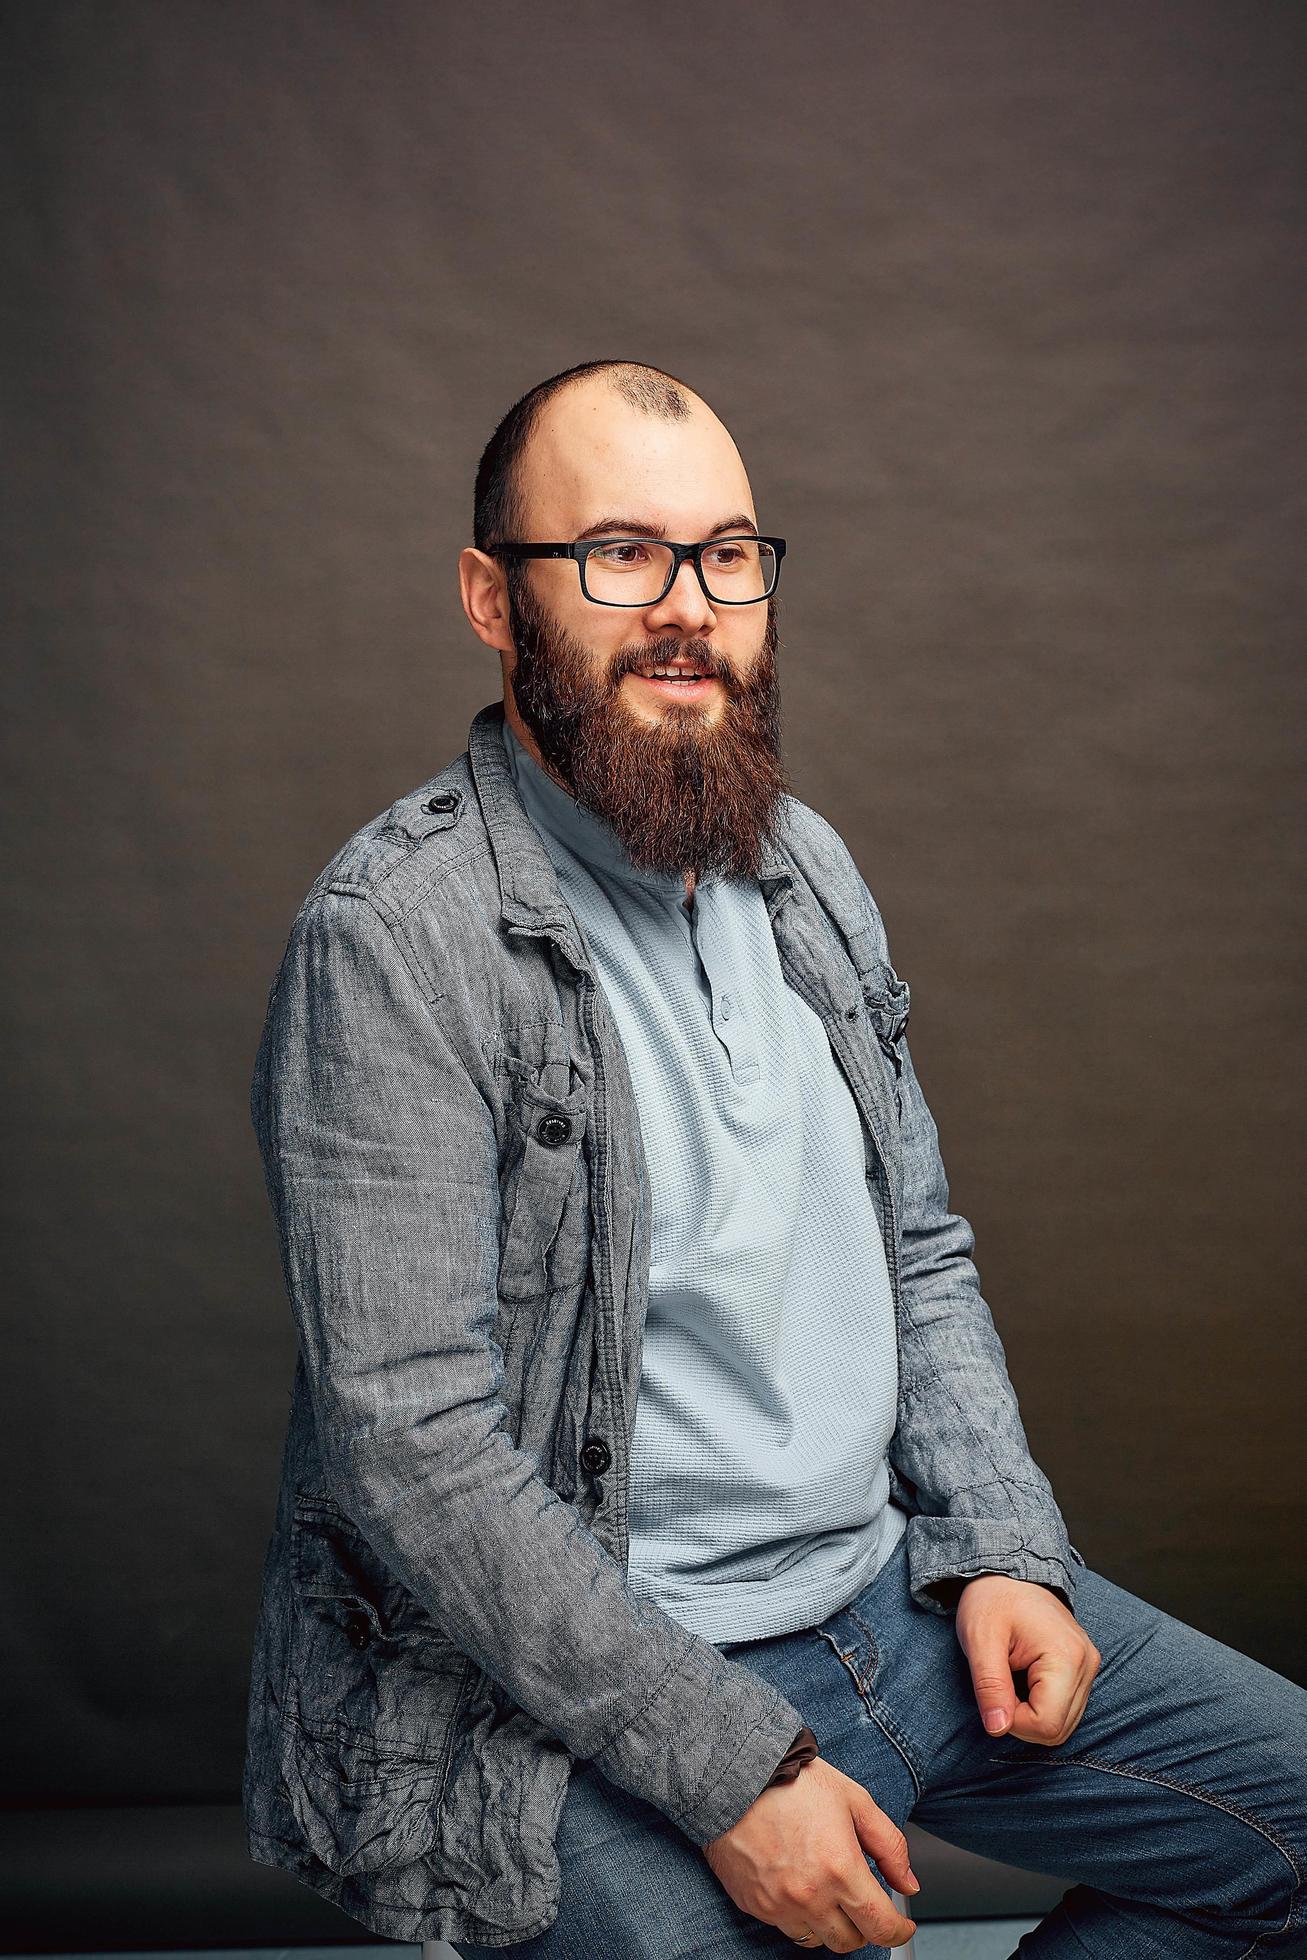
458 360 791 886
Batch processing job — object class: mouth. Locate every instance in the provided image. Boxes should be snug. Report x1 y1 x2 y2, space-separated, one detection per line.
628 664 719 701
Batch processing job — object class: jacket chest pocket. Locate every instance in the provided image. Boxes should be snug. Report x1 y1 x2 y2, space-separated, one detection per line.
497 1072 591 1305
279 1492 472 1876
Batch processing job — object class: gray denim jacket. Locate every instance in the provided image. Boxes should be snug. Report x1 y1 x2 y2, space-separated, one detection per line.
242 699 1084 1948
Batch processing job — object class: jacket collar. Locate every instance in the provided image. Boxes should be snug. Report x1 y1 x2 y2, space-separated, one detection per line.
466 700 794 947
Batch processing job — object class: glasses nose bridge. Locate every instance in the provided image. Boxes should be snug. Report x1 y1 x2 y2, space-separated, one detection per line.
662 540 715 606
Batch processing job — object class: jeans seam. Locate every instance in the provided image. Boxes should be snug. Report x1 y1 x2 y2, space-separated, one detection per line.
821 1612 923 1803
986 1746 1304 1953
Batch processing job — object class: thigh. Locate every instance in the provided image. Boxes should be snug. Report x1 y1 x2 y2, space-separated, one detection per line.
455 1569 925 1960
453 1753 811 1960
908 1561 1307 1950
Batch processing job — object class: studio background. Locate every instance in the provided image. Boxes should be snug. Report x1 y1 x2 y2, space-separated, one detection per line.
4 0 1303 1864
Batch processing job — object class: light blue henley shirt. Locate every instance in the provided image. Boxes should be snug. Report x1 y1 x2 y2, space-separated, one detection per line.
502 714 907 1642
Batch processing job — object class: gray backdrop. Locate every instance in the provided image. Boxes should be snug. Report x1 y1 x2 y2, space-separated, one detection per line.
4 0 1303 1810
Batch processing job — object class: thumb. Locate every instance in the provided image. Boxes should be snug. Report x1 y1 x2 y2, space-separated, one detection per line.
966 1638 1017 1736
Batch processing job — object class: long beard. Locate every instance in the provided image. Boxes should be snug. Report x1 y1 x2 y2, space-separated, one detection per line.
506 582 792 885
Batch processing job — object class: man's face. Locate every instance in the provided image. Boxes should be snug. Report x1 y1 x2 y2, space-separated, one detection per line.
502 387 793 886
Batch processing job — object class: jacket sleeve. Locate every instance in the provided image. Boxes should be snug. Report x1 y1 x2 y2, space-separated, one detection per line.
250 886 807 1846
847 876 1086 1618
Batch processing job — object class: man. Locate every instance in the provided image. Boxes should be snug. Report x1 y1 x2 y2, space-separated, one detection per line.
243 359 1307 1957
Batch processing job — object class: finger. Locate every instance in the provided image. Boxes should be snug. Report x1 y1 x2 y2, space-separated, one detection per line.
964 1630 1018 1736
836 1877 919 1950
849 1795 921 1895
1057 1653 1099 1740
1014 1649 1080 1742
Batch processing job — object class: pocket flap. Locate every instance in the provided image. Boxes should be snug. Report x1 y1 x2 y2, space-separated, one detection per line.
498 1074 590 1303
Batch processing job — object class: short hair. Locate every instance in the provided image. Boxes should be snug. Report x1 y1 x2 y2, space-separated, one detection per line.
473 359 696 555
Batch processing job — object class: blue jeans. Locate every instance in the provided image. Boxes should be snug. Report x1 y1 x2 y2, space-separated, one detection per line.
457 1535 1307 1956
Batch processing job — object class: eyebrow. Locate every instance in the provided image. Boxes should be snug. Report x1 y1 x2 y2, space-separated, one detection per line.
572 513 759 543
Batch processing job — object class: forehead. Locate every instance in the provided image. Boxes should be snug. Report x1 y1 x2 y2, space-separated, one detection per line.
517 384 755 537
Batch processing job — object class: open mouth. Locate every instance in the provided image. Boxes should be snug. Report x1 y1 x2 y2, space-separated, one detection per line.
630 669 718 697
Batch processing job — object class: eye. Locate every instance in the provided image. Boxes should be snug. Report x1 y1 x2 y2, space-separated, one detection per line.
703 541 755 574
591 540 651 568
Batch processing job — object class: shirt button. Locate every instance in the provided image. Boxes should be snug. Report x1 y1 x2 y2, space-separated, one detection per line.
719 994 733 1021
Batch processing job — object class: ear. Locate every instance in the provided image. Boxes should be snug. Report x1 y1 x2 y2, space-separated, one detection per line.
459 546 516 657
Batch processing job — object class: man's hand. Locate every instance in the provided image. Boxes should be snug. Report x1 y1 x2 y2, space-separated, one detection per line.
954 1574 1101 1745
703 1756 919 1952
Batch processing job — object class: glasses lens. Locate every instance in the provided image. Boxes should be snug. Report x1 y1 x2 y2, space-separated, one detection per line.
700 538 776 603
580 537 778 604
583 539 676 605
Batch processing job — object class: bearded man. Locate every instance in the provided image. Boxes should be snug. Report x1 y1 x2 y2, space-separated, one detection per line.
243 359 1307 1958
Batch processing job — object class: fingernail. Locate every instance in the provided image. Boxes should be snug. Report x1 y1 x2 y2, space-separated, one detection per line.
905 1874 921 1893
984 1709 1008 1733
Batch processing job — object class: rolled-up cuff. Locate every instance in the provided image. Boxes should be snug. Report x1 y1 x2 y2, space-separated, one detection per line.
904 1513 1085 1618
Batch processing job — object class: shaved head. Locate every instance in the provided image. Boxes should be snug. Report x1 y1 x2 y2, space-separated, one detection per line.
474 359 701 560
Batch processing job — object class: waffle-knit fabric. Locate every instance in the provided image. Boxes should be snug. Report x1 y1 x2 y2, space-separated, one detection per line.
502 715 907 1641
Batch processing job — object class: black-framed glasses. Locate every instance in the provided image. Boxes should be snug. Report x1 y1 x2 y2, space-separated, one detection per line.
489 534 786 607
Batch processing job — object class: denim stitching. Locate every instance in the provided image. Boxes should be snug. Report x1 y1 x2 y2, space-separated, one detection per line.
817 1617 923 1803
985 1746 1304 1953
668 1685 795 1834
394 837 498 919
591 1630 701 1765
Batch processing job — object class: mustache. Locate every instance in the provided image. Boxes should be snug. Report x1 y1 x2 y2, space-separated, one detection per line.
615 638 724 682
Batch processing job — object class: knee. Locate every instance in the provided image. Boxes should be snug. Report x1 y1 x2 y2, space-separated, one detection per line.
1217 1829 1305 1949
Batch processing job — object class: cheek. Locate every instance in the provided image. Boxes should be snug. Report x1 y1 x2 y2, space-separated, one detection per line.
730 628 772 686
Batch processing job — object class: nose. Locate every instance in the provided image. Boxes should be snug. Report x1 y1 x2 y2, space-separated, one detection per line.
642 554 717 636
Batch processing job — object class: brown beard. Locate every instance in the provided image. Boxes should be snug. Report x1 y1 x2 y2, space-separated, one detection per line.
505 577 793 885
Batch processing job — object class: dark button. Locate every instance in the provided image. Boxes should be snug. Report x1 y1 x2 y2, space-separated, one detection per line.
579 1439 610 1475
844 1002 859 1020
344 1608 372 1650
424 788 460 813
535 1113 572 1147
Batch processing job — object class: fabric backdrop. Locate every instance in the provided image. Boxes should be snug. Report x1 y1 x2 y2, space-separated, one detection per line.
3 0 1303 1806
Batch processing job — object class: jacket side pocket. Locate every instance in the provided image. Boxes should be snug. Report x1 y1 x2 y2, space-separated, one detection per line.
280 1492 471 1876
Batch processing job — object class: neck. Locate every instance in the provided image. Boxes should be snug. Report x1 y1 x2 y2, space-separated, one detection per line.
502 694 575 799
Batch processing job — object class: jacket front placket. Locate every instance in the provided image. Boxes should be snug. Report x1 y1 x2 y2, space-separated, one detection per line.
499 902 647 1567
